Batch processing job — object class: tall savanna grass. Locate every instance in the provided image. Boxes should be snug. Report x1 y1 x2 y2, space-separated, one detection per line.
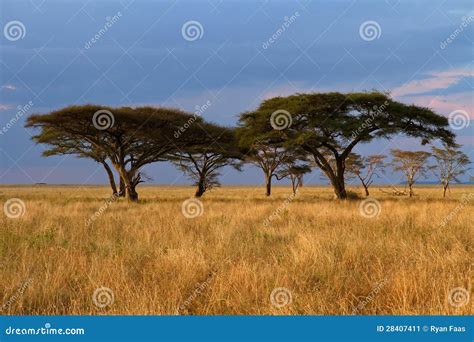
0 185 472 315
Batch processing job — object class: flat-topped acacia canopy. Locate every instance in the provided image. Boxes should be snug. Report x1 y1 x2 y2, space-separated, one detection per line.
238 92 455 199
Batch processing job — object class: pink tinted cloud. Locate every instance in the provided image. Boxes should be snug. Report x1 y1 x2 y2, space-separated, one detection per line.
0 104 13 111
392 68 474 97
401 92 473 118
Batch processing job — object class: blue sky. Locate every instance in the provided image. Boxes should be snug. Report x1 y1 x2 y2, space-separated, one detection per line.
0 0 473 186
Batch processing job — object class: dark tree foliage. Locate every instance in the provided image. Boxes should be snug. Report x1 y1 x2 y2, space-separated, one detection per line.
276 153 312 195
238 92 455 199
172 125 243 197
26 105 209 201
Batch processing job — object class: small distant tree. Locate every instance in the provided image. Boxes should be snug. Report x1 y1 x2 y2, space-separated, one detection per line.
172 126 242 197
390 149 431 197
276 155 312 195
246 144 289 196
346 154 386 196
430 144 470 197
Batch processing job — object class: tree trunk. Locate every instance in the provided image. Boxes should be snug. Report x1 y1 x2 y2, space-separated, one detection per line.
265 175 272 196
333 181 347 199
408 182 414 197
443 183 448 198
291 175 298 195
126 184 139 202
119 177 126 197
101 161 118 196
333 159 347 199
297 175 303 188
121 171 139 202
363 184 369 197
195 177 206 198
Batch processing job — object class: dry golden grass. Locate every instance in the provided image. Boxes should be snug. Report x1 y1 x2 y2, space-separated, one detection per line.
0 184 472 315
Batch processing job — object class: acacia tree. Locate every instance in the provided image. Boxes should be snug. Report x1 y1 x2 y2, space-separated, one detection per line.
30 129 125 196
345 154 386 196
172 125 242 197
239 92 454 199
430 144 470 197
238 141 289 196
390 149 431 197
276 156 311 195
26 105 207 202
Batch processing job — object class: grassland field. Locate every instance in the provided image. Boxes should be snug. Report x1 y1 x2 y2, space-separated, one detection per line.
0 184 472 315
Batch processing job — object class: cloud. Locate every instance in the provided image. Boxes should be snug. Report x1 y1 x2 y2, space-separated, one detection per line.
401 91 473 118
1 85 17 91
0 104 13 111
392 68 474 97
